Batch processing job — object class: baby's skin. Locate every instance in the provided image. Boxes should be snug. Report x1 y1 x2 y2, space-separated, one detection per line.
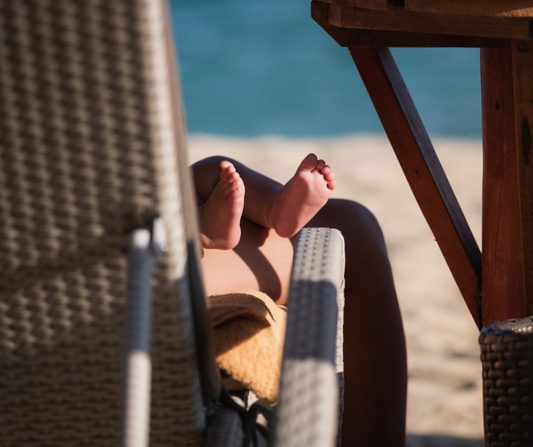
198 161 245 250
270 153 336 238
198 153 336 249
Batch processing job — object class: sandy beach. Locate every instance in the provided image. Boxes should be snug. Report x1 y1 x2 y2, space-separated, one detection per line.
188 133 485 446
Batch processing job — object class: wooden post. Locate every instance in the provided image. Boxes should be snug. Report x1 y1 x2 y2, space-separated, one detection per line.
480 48 527 326
512 40 533 317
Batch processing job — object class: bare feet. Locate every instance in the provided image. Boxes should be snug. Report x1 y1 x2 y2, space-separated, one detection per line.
198 161 245 250
271 153 336 238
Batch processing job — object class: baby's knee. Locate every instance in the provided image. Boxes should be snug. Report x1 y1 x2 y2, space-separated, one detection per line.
322 199 388 257
327 199 382 235
339 200 379 227
191 155 227 171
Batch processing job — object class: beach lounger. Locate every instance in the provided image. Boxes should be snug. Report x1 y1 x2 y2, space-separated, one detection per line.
0 0 344 445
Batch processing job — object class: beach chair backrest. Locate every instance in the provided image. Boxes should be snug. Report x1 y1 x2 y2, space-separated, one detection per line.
0 0 208 444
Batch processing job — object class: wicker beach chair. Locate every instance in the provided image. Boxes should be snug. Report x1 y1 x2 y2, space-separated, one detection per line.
0 0 344 445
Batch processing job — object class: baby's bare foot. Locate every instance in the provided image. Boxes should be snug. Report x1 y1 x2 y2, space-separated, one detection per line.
271 153 336 238
199 161 245 250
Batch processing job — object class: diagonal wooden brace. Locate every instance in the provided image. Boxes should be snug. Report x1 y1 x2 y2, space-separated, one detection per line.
349 47 482 326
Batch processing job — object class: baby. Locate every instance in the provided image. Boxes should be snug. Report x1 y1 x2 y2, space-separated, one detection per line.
193 153 407 447
197 153 336 250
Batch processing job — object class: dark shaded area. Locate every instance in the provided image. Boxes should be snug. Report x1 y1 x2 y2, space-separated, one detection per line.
406 434 484 447
521 118 532 165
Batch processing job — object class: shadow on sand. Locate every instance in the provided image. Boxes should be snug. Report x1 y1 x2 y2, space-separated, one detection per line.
406 434 484 447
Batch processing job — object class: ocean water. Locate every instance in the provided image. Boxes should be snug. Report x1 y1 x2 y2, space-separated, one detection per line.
170 0 482 138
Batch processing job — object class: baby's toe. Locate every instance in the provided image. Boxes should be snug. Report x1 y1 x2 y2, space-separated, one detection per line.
322 165 332 175
324 171 335 182
299 153 319 172
222 167 237 183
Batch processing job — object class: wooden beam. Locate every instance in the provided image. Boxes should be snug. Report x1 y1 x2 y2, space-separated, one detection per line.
480 48 527 327
329 4 531 40
345 0 393 9
311 2 511 48
349 47 482 325
512 39 533 317
317 0 393 9
406 0 533 18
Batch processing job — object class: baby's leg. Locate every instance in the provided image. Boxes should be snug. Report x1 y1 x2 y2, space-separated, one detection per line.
192 154 335 238
192 155 279 214
197 161 244 250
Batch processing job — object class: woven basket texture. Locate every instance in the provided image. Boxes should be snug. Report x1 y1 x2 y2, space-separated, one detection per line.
480 317 533 447
0 0 204 445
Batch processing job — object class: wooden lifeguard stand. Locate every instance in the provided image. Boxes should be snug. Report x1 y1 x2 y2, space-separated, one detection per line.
311 3 533 444
312 0 533 329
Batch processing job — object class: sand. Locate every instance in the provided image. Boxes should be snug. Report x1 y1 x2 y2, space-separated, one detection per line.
187 133 485 446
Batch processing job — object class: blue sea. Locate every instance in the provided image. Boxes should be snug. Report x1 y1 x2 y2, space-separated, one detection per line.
170 0 482 138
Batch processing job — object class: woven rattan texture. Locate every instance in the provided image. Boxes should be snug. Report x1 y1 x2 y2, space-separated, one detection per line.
274 228 343 447
0 0 203 445
205 408 244 447
480 318 533 447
